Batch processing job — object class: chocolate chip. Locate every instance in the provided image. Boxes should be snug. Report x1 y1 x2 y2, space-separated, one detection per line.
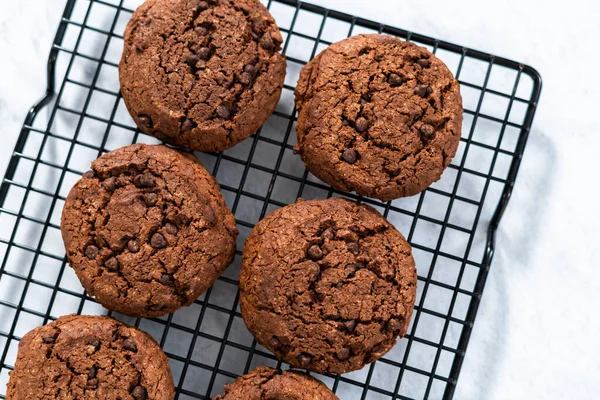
216 105 231 119
197 1 209 11
390 167 402 177
419 124 435 140
415 85 431 98
244 25 257 40
88 365 97 379
355 117 369 133
418 59 431 68
344 320 356 332
122 339 138 352
387 318 404 332
203 206 216 225
269 336 281 348
244 64 256 75
310 264 322 281
346 242 359 254
150 233 167 249
321 228 334 240
182 119 194 132
127 239 140 253
195 25 208 36
103 178 116 192
89 339 101 350
336 348 350 361
260 33 275 50
335 282 344 289
87 378 98 388
197 47 211 60
298 354 312 366
133 174 155 188
42 334 57 344
342 119 350 126
307 245 323 260
342 149 358 164
83 170 95 178
388 73 403 87
143 192 158 207
346 263 363 278
160 273 174 285
131 385 147 400
414 86 427 98
239 72 253 85
105 257 119 271
359 97 369 105
85 245 99 260
165 223 178 235
252 16 267 32
138 115 153 130
184 54 199 67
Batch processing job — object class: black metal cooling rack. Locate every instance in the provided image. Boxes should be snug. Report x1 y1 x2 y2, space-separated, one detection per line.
0 0 541 399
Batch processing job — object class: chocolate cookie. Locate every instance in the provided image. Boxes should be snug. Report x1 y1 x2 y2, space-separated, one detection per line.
6 315 175 399
61 144 238 317
294 34 463 201
213 366 338 400
240 198 417 374
120 0 287 152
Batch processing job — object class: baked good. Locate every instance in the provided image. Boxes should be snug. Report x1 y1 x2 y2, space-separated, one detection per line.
120 0 287 152
61 144 238 317
240 198 417 374
212 366 338 399
6 314 175 399
294 34 462 201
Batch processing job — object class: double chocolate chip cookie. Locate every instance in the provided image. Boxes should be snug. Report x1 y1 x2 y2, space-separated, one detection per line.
120 0 287 152
240 198 417 374
6 315 174 399
61 144 238 317
295 34 463 201
213 367 338 399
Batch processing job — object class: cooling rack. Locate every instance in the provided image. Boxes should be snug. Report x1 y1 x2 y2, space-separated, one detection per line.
0 0 541 398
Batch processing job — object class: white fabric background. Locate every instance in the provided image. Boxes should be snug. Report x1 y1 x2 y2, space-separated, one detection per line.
0 0 599 398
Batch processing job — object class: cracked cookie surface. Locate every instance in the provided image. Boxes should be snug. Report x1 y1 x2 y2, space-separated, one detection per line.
120 0 286 152
240 198 417 374
61 144 238 317
6 315 175 400
294 34 462 201
212 366 338 399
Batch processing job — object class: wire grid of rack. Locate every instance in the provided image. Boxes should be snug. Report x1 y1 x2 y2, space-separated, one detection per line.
0 0 541 399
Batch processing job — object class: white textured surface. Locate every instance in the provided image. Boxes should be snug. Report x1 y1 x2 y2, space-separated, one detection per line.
0 0 599 399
